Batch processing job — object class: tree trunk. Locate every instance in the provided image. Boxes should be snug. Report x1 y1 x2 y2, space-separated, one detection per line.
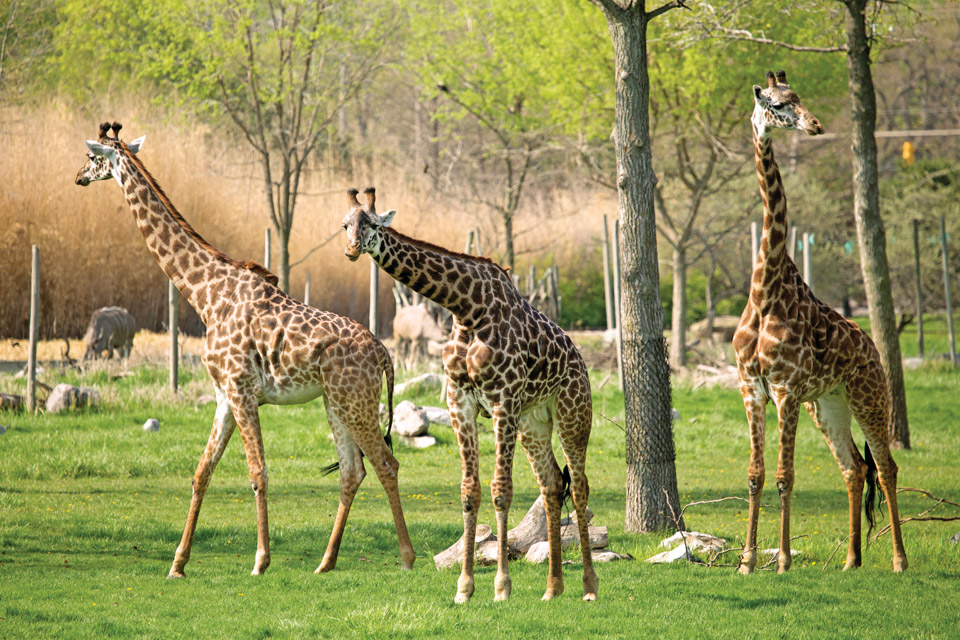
596 1 683 533
670 245 687 368
277 225 291 294
503 208 515 270
843 0 910 449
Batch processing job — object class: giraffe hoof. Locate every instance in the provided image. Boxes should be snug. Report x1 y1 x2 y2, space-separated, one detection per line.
315 562 334 574
892 558 907 573
737 563 755 575
166 570 185 579
582 592 597 602
541 589 560 601
454 591 472 604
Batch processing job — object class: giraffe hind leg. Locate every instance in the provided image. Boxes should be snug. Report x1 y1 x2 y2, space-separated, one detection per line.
519 405 565 601
316 408 365 573
554 376 598 601
806 391 864 570
847 364 907 572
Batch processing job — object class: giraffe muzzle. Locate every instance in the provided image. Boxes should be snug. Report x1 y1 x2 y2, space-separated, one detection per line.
344 248 360 262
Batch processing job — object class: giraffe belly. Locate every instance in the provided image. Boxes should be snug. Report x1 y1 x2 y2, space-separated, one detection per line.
260 380 324 405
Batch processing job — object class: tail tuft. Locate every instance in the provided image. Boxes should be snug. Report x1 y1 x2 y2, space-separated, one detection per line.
560 465 572 510
319 460 340 477
863 441 885 537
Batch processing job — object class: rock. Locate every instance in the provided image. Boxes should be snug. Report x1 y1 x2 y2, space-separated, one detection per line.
525 541 551 563
394 400 430 436
950 530 960 544
646 545 696 564
659 531 726 553
671 408 681 421
560 524 608 550
434 524 493 569
689 315 741 343
507 495 595 553
399 434 436 448
422 406 452 427
0 393 24 412
143 418 160 432
588 550 634 563
476 539 522 566
0 424 8 435
45 384 100 414
394 373 444 396
903 357 924 370
194 394 216 408
760 548 800 557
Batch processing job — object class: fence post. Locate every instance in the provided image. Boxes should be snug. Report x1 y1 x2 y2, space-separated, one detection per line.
602 215 615 331
802 232 813 291
304 273 311 307
264 227 272 271
27 245 40 412
552 265 561 321
912 220 924 358
613 220 623 392
169 280 179 393
464 229 475 254
788 225 798 262
940 216 956 364
750 220 761 266
474 228 482 256
369 259 379 338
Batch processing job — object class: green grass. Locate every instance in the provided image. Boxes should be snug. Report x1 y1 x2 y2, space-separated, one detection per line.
1 353 959 639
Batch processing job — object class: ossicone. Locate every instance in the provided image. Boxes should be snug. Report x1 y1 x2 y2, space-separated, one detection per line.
346 188 361 207
363 187 376 213
775 70 787 85
765 71 776 88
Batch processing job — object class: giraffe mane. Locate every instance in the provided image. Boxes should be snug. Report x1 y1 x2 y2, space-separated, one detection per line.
115 141 280 287
383 227 510 275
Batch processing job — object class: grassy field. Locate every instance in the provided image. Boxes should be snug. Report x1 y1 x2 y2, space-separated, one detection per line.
1 333 959 638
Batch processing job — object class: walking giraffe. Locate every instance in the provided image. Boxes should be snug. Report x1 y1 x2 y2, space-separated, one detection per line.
733 72 907 574
341 187 597 603
75 122 415 578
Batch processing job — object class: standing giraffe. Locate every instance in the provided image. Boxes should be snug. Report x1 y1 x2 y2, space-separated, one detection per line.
75 122 415 578
341 188 597 603
733 73 907 574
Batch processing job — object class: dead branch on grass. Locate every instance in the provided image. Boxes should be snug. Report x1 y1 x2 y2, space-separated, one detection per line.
873 487 960 540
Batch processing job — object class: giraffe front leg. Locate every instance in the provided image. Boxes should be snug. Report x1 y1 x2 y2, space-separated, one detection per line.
738 380 767 575
448 384 480 604
229 392 271 576
773 392 800 574
490 400 520 602
169 389 236 578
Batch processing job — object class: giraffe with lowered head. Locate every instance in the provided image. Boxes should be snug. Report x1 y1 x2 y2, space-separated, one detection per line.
733 73 907 574
75 122 415 578
341 187 597 603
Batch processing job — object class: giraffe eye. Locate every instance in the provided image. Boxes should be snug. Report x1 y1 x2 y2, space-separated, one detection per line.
771 102 786 110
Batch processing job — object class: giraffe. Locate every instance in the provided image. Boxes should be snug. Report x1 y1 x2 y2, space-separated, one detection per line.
75 122 415 578
733 72 907 575
340 188 597 603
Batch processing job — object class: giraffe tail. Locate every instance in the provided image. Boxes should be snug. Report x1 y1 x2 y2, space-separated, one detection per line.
560 464 572 510
863 441 885 537
379 341 395 453
319 342 396 478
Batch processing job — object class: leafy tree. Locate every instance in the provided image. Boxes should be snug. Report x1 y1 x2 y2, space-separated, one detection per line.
588 0 688 533
404 0 610 269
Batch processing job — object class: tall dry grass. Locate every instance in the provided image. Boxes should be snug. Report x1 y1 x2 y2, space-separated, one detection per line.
0 99 617 340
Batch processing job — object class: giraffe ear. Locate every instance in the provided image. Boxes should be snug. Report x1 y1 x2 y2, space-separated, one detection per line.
376 210 396 228
85 140 116 158
752 85 763 103
127 135 146 154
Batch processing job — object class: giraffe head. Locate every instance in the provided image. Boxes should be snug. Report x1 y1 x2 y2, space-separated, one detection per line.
752 70 823 137
75 121 145 187
341 187 396 261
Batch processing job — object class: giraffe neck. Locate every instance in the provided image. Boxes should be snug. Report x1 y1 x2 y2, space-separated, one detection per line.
750 115 791 311
113 147 227 317
373 227 507 322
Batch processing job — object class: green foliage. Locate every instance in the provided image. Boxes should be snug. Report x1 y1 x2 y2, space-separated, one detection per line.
405 0 611 142
556 245 607 330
